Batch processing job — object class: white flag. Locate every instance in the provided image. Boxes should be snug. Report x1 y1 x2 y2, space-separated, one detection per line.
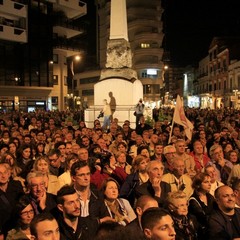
173 95 194 140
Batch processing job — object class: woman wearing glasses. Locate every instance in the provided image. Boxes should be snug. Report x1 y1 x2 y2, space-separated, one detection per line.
6 195 35 240
165 191 198 240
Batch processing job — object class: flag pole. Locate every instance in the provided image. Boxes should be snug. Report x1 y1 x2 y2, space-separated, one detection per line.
168 117 175 144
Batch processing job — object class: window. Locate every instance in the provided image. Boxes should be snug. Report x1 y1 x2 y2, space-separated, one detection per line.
213 50 217 58
52 97 58 104
230 78 233 90
209 84 212 91
141 71 147 78
53 75 58 85
152 85 160 94
238 75 240 87
209 52 212 61
53 54 58 63
224 81 226 89
80 77 99 84
141 43 150 48
223 59 227 71
143 85 151 94
82 89 94 96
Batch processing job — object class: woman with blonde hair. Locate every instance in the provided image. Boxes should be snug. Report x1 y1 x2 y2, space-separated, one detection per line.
33 156 59 195
120 155 149 206
166 191 198 240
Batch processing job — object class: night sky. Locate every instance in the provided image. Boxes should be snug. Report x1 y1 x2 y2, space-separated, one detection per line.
163 0 240 66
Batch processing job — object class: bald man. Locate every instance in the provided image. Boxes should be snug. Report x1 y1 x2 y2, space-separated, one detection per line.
208 185 240 240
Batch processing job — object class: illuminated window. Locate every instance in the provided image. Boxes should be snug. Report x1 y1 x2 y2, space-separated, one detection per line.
53 54 58 63
53 75 58 85
141 43 150 48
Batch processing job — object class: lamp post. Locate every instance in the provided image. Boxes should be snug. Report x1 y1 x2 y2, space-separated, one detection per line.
69 55 81 110
161 65 169 105
233 89 238 109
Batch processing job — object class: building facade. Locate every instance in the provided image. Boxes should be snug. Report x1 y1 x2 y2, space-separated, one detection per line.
195 37 240 109
0 0 86 112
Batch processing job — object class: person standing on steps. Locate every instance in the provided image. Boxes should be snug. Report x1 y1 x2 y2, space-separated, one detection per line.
135 99 145 126
101 99 112 131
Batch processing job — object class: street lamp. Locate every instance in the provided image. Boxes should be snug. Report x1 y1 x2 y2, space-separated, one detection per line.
71 55 81 95
233 89 239 109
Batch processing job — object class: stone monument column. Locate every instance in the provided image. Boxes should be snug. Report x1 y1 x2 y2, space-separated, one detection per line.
110 0 128 41
88 0 143 128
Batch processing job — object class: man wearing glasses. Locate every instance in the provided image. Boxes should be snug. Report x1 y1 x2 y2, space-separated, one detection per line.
26 171 56 215
71 161 111 222
48 149 65 177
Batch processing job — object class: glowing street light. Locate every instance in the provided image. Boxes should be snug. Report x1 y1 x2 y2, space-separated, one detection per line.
233 89 239 109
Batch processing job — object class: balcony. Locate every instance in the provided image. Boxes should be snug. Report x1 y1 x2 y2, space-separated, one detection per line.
53 18 84 38
134 47 163 58
134 32 164 43
53 37 83 56
0 0 27 18
52 0 87 20
0 23 27 43
128 19 162 29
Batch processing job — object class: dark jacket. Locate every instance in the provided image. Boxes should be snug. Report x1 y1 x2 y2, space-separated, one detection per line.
188 191 215 239
208 207 240 240
125 218 145 240
58 215 99 240
170 214 198 240
120 172 140 206
135 180 171 207
0 179 24 235
27 192 57 215
88 188 110 219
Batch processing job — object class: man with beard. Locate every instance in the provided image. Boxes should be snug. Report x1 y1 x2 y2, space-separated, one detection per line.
56 185 99 240
208 185 240 240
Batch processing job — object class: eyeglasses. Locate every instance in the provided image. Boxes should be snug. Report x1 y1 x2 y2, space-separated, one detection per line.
31 182 45 189
21 209 34 217
49 158 58 163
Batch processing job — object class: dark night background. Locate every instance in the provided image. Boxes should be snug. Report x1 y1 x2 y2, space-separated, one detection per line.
163 0 240 66
81 0 240 68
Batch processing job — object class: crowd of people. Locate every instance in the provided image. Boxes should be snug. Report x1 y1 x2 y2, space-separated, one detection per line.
0 107 240 240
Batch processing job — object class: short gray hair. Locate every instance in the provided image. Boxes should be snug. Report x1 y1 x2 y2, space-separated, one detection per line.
26 171 45 185
209 144 222 158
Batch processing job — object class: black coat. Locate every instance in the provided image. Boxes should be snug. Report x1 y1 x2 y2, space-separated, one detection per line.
188 191 215 239
58 215 99 240
135 180 171 207
27 192 57 215
0 179 24 235
208 208 240 240
88 188 110 219
120 172 140 206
